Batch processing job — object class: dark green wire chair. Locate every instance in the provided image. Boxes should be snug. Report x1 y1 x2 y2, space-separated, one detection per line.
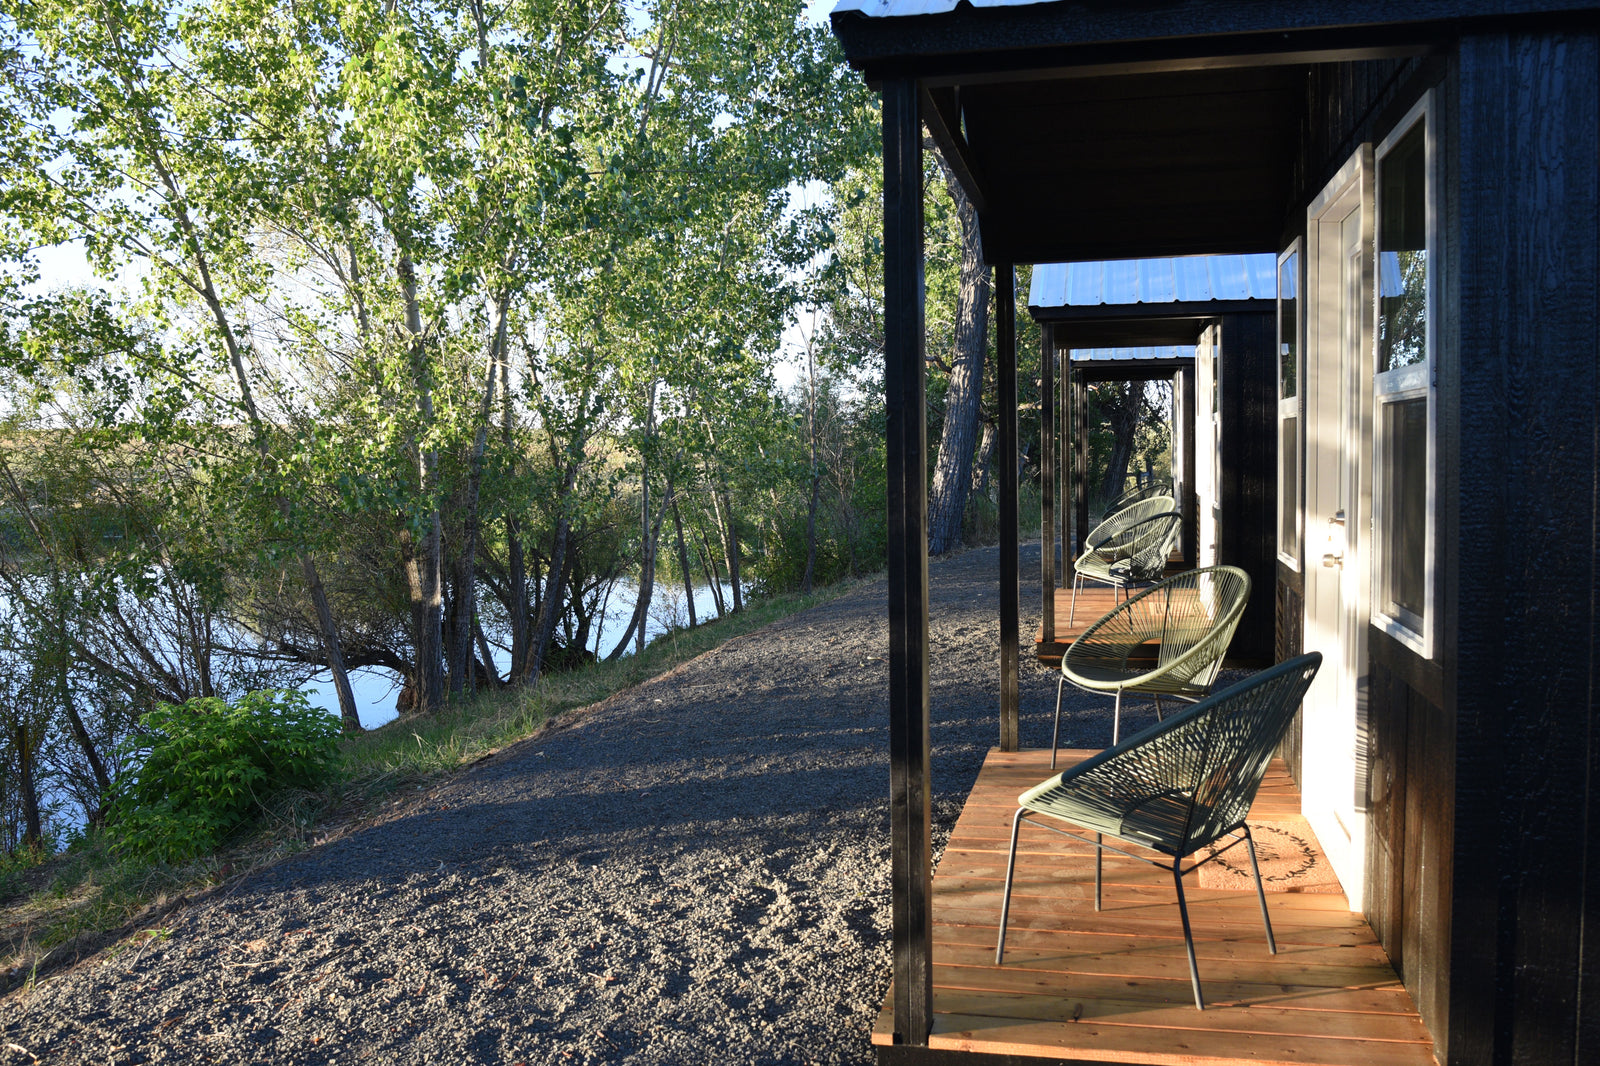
996 652 1322 1011
1069 495 1177 624
1057 564 1250 759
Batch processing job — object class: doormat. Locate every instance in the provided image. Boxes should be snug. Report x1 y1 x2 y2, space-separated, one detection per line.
1196 818 1343 895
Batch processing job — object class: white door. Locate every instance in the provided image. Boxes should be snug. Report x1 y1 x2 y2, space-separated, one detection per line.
1302 148 1374 911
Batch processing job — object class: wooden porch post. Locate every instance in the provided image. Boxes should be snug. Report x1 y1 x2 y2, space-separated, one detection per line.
881 76 932 1047
1061 340 1072 559
1073 372 1089 556
997 262 1019 752
1039 319 1055 648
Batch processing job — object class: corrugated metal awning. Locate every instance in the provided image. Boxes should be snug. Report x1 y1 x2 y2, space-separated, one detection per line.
1030 254 1278 309
1068 346 1193 364
831 0 1046 15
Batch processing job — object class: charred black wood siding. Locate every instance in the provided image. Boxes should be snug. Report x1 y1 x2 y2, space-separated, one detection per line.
1449 30 1600 1066
1215 312 1277 666
1367 652 1454 1056
1274 570 1305 782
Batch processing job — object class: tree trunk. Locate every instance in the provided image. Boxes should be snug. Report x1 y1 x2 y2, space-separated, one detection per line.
802 333 822 594
1097 381 1144 503
698 521 726 618
926 144 991 556
605 481 671 662
13 723 42 850
399 520 444 714
670 483 697 629
399 253 445 713
972 419 996 500
526 461 579 682
446 312 504 698
473 616 500 687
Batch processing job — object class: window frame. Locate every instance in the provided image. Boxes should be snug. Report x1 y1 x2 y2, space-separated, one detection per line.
1370 91 1438 659
1276 241 1304 572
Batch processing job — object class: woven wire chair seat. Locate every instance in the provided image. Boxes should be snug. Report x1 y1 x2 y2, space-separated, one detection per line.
996 652 1323 1011
1055 565 1251 755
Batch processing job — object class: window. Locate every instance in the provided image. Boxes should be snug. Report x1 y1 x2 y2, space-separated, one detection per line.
1276 244 1302 570
1372 95 1436 655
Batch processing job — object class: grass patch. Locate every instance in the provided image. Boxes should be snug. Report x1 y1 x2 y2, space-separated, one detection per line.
0 573 871 993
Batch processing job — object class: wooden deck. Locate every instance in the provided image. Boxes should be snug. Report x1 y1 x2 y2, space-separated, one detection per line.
1035 585 1127 663
872 748 1436 1066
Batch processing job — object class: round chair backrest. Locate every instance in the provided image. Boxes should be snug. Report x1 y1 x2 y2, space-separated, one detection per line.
1085 496 1177 559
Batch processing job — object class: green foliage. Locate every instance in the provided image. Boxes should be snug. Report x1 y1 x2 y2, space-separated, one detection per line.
106 690 342 863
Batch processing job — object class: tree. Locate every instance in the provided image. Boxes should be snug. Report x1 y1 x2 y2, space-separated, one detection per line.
926 141 989 555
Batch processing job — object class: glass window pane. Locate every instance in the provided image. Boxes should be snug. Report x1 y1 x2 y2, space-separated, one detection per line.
1378 122 1427 373
1279 414 1298 558
1382 397 1428 622
1278 252 1298 398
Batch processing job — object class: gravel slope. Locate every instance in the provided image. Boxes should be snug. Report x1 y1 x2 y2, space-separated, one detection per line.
2 543 1134 1066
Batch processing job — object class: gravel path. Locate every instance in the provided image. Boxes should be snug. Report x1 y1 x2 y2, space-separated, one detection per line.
2 543 1138 1066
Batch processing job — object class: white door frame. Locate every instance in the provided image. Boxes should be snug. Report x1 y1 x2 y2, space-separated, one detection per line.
1195 324 1221 568
1301 145 1374 911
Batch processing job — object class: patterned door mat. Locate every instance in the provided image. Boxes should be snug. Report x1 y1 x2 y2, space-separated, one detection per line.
1196 817 1344 894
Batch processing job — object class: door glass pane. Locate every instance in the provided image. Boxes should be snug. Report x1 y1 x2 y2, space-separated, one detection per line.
1382 397 1428 621
1279 252 1298 398
1280 414 1299 559
1378 122 1427 372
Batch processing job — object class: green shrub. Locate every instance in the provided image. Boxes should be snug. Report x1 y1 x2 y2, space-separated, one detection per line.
106 690 342 863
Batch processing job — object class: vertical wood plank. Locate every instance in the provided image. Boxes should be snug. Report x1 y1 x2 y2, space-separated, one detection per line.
1039 321 1055 647
1451 31 1599 1066
997 262 1019 753
1216 312 1278 664
880 76 932 1048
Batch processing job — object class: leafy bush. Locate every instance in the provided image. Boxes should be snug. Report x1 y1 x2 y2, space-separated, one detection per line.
106 690 342 863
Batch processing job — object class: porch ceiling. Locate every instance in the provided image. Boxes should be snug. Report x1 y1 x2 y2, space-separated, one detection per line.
942 65 1305 263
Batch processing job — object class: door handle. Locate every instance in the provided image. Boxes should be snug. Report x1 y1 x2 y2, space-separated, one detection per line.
1322 510 1346 569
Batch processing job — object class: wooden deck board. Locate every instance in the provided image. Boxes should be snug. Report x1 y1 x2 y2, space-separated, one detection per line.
875 748 1436 1066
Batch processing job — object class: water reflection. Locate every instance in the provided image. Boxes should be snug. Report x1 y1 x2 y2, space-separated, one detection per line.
302 580 735 729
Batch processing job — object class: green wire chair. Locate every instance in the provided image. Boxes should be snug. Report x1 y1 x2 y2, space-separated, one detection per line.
1095 477 1173 526
1056 565 1250 760
996 652 1322 1011
1068 495 1178 625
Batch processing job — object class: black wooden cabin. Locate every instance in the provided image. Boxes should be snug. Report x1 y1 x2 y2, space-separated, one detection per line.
830 2 1600 1064
1028 256 1279 666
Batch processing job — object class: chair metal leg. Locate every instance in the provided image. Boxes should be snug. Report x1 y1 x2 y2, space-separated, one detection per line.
1094 832 1103 912
1243 825 1277 955
1153 693 1164 721
1052 675 1065 769
1068 573 1080 625
995 808 1026 965
1112 689 1123 746
1172 863 1205 1010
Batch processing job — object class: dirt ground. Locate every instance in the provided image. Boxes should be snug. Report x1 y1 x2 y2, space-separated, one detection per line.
0 543 1138 1066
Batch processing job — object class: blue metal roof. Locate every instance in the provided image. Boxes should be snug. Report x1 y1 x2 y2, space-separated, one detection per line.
1029 254 1278 309
831 0 1046 15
